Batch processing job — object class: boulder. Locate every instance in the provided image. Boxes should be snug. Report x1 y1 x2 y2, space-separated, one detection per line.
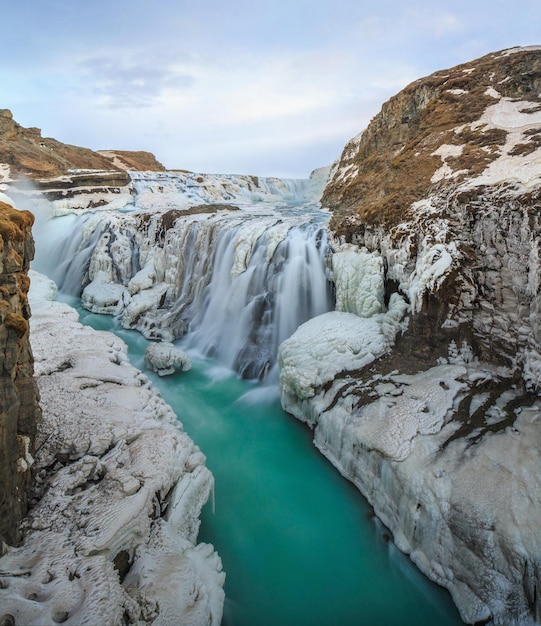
145 342 192 376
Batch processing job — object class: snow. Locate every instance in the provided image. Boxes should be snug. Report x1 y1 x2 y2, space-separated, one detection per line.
349 365 467 460
279 294 407 406
145 342 192 376
0 271 225 625
499 45 541 56
332 249 385 317
484 87 501 99
464 97 541 189
430 143 465 183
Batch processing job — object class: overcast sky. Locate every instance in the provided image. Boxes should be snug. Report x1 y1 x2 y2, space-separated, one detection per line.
1 1 539 178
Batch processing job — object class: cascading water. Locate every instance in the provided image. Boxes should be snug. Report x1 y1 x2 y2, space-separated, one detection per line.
35 213 106 294
31 174 334 380
184 222 331 379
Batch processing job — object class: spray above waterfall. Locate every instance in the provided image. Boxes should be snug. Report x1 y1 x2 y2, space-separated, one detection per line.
30 170 334 381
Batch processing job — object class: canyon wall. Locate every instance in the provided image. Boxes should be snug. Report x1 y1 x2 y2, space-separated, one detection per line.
0 201 40 549
280 47 541 625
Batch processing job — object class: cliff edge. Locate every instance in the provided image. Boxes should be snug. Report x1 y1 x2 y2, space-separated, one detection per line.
0 109 165 180
0 201 41 549
280 46 541 625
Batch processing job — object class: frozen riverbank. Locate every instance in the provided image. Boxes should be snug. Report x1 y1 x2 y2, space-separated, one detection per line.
0 272 224 625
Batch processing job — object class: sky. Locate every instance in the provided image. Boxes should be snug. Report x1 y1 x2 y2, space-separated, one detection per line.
1 1 539 178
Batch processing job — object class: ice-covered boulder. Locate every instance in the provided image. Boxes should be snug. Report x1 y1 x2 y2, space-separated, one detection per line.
81 269 126 315
145 341 192 376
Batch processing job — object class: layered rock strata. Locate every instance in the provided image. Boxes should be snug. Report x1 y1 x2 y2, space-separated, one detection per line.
0 201 40 549
0 273 224 625
280 47 541 625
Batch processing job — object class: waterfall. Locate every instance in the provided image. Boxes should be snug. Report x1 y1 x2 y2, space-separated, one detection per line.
185 222 331 379
32 206 333 381
33 212 106 295
129 171 317 209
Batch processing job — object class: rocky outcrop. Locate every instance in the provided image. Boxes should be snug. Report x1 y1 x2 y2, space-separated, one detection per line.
280 47 541 625
0 201 41 549
323 46 541 234
0 109 165 180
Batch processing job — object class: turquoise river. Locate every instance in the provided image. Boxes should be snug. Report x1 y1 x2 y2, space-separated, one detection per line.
70 301 464 626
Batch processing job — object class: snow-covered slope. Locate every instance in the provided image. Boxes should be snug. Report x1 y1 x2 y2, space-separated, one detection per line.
279 47 541 625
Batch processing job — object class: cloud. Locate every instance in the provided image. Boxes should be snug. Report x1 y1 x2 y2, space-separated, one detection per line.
431 13 463 38
78 54 197 108
3 0 537 178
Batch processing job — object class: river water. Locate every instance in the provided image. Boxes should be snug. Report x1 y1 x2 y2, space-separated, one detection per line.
72 304 464 626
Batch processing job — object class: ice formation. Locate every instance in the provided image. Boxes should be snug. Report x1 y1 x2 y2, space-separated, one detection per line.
279 48 541 625
0 272 224 625
145 342 192 376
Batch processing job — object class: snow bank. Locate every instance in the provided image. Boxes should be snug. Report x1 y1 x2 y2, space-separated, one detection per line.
279 294 407 414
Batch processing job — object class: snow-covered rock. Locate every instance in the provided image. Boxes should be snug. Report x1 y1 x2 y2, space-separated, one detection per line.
0 271 225 625
145 342 192 376
81 269 127 315
281 47 541 626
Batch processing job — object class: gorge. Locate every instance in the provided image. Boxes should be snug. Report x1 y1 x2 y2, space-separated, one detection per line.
1 45 541 625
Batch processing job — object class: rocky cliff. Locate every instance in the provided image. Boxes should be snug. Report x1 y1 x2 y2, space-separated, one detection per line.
0 108 165 179
0 201 41 549
323 46 541 234
280 46 541 625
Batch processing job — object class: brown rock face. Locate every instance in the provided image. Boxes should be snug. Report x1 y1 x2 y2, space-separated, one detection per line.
0 109 165 179
319 46 541 385
97 149 166 172
323 47 541 237
0 201 41 548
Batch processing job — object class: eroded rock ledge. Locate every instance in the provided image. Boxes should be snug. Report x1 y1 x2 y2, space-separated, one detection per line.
0 272 224 625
